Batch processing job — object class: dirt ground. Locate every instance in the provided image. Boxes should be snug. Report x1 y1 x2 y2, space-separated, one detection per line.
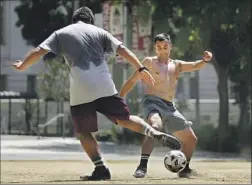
1 160 251 184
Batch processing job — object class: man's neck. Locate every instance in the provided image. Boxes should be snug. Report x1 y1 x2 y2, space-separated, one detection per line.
157 56 170 64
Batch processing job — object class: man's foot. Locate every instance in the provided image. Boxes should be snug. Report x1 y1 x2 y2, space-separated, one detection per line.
133 165 147 178
153 132 181 150
178 168 197 178
80 166 111 181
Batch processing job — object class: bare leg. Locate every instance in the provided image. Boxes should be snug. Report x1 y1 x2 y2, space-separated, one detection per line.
132 113 164 178
78 132 102 162
78 132 111 181
141 113 163 155
173 127 198 177
116 115 181 150
173 127 197 160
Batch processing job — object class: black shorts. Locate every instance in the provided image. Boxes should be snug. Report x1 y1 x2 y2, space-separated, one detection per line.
70 94 130 133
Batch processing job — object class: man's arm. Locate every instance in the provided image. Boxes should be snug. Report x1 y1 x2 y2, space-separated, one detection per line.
12 32 60 71
120 70 140 97
120 57 151 97
179 51 212 73
103 31 155 86
12 47 48 71
116 45 143 69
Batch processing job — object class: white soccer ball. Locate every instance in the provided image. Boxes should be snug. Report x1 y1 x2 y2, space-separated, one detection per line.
164 150 187 173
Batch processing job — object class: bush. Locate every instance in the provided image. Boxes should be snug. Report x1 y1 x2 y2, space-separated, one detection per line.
194 124 240 153
94 125 144 145
95 130 116 142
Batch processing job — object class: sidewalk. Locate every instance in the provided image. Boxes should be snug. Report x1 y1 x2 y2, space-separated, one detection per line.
0 135 246 161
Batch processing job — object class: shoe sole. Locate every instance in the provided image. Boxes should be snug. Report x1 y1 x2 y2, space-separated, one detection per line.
80 176 111 181
155 134 182 150
133 174 145 178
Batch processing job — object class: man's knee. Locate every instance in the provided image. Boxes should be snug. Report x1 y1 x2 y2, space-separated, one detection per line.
173 127 198 144
187 126 198 144
192 129 198 144
77 132 93 140
148 112 163 131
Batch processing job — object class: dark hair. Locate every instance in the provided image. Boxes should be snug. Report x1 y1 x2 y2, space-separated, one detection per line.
72 6 94 24
154 33 172 44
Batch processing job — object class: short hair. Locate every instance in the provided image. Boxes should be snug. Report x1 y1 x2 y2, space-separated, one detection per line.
72 6 94 24
154 33 172 44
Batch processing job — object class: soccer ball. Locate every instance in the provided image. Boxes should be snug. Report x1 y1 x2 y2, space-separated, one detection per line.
164 150 187 173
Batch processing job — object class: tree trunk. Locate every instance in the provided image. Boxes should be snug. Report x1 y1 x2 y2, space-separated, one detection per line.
216 67 229 152
25 100 32 135
238 99 250 147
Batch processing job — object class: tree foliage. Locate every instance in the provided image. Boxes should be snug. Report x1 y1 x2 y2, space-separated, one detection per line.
38 53 70 101
134 0 251 151
15 0 73 46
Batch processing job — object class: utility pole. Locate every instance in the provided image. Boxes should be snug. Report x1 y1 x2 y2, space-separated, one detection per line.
195 71 200 125
195 55 201 125
122 0 128 100
72 0 79 12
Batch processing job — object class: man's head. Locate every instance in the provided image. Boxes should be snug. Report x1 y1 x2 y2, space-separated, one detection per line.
154 33 172 57
72 6 94 24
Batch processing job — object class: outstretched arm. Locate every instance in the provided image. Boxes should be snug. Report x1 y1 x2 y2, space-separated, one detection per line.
12 32 60 71
179 51 212 73
12 48 48 71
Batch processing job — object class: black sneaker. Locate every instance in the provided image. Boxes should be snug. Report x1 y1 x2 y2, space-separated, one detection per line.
133 165 147 178
153 132 181 150
80 166 111 181
178 168 197 178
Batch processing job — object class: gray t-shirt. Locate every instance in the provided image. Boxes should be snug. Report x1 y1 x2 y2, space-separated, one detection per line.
39 22 122 105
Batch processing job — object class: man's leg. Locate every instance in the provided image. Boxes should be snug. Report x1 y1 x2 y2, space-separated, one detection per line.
96 95 181 150
133 112 163 178
116 116 181 149
173 127 198 178
71 103 111 181
78 132 111 181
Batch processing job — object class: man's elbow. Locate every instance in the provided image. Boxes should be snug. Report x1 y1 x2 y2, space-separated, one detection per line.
116 45 127 55
33 47 48 56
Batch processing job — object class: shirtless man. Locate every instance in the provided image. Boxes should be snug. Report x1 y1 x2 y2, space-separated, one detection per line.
120 33 212 178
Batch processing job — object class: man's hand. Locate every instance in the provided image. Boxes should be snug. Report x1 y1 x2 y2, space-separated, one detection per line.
138 69 155 86
203 51 212 62
12 60 27 71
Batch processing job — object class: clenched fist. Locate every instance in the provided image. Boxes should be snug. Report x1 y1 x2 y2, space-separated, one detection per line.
203 51 212 62
12 60 26 71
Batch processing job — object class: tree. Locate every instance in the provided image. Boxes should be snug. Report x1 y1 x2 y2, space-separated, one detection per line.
38 53 70 101
178 0 251 151
228 6 251 146
15 0 102 136
15 0 102 46
15 0 73 46
38 53 70 136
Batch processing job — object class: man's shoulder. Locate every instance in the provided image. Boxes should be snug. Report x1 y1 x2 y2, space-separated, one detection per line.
56 23 105 35
142 56 155 67
172 59 184 63
54 25 74 36
143 56 157 63
171 59 184 66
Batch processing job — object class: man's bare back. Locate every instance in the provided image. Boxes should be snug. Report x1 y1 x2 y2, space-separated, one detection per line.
143 56 180 102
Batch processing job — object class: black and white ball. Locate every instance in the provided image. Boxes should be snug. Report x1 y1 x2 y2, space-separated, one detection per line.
164 150 187 173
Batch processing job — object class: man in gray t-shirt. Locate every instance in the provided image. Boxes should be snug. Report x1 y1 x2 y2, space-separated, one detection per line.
12 6 181 181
